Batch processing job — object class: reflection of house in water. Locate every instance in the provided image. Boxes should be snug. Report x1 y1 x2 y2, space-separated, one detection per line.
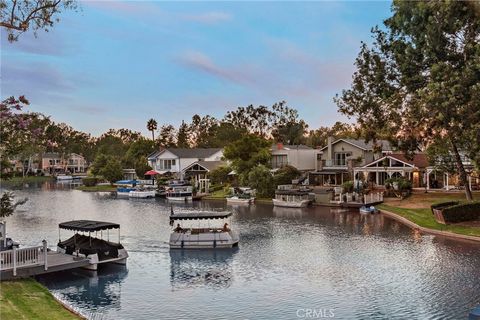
37 264 128 313
169 249 237 290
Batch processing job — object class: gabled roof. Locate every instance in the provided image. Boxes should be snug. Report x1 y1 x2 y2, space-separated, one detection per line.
361 153 429 169
148 148 222 160
320 139 392 151
182 160 226 173
271 144 313 151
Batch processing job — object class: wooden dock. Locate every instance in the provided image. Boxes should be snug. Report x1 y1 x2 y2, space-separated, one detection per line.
1 242 90 281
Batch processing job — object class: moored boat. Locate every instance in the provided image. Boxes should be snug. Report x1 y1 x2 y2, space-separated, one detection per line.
129 188 156 198
359 206 378 214
273 185 314 208
57 220 128 270
56 174 73 181
169 209 239 249
166 185 193 202
226 196 254 205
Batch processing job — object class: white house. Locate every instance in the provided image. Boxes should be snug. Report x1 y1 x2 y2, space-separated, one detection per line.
147 148 224 179
271 143 321 172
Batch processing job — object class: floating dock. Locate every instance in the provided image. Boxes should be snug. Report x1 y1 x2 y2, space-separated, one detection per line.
1 243 90 281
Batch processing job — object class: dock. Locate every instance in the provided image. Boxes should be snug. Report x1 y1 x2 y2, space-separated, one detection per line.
1 241 90 281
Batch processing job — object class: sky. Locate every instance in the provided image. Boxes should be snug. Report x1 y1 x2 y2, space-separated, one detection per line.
1 1 392 137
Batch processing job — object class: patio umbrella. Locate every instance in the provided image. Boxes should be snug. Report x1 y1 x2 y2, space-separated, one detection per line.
145 170 159 176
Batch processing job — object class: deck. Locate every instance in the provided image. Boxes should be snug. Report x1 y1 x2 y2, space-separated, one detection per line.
1 250 90 281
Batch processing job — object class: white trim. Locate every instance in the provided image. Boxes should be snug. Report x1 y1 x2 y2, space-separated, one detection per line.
359 155 415 169
182 162 210 173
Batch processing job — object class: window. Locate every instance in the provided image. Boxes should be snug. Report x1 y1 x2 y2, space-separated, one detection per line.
272 155 288 169
334 152 350 166
158 159 176 170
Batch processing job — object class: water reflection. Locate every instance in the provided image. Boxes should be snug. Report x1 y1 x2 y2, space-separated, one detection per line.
37 264 128 314
169 249 238 290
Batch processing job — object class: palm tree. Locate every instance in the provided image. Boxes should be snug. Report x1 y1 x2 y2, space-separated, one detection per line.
147 118 158 141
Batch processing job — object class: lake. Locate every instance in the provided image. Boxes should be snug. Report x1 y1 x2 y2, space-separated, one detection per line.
3 181 480 319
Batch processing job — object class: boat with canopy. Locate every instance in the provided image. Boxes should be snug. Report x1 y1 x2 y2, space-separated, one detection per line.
57 220 128 270
169 208 239 249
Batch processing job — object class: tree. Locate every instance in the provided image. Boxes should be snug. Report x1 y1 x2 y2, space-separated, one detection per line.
90 154 109 176
0 0 78 42
271 101 308 145
123 138 155 168
0 192 27 218
223 134 271 182
334 0 480 200
188 115 218 147
100 158 123 184
147 118 158 141
134 157 152 178
273 165 301 186
176 120 190 148
157 124 176 148
305 121 358 148
246 165 274 198
209 165 232 185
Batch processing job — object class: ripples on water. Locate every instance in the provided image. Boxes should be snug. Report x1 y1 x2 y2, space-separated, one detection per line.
2 182 480 319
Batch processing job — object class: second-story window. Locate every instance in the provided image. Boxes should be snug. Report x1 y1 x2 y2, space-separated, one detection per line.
334 152 350 166
159 159 176 170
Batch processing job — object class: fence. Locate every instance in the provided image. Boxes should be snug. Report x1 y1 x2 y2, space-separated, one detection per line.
0 240 48 276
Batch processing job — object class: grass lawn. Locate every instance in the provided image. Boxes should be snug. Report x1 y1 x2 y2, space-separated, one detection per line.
203 189 230 199
2 176 53 184
0 278 80 320
379 192 480 238
76 185 116 192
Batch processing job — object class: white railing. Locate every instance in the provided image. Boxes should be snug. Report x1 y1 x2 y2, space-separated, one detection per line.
0 240 48 276
364 192 384 205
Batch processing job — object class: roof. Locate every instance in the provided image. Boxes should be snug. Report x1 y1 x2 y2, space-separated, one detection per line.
320 139 392 151
271 144 313 151
275 189 313 195
361 153 429 169
182 160 227 173
170 211 232 220
148 148 222 160
42 152 61 159
59 220 120 232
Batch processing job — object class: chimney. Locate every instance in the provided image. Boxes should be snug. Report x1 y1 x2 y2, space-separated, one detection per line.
277 142 283 150
327 136 333 160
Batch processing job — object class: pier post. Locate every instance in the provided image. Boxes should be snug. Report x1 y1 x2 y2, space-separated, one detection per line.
12 247 17 276
43 240 48 271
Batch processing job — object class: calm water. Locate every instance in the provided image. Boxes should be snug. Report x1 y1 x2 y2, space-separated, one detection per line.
3 181 480 319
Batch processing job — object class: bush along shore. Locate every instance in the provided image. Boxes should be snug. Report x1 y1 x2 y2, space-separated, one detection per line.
0 278 82 319
379 193 480 239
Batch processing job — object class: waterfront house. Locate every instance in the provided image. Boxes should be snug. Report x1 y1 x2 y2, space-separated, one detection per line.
309 137 392 186
147 148 225 191
40 153 87 175
271 143 321 172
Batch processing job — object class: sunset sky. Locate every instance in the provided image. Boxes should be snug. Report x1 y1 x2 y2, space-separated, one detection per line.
2 1 392 137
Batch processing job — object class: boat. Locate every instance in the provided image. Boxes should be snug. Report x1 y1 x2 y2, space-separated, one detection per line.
169 209 239 249
129 188 156 198
272 185 314 208
156 186 167 198
166 185 193 202
57 220 128 270
56 174 73 181
115 180 137 197
359 206 378 214
226 196 254 205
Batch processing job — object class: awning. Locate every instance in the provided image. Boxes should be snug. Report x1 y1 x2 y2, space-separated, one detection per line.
59 220 120 232
145 170 159 175
309 171 345 175
170 211 232 221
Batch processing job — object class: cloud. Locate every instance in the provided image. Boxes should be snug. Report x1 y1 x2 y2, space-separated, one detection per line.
183 11 232 24
0 28 75 56
178 50 255 85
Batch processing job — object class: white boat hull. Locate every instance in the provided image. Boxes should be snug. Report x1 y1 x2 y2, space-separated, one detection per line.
56 175 73 181
272 199 310 208
56 247 129 270
226 197 254 205
167 196 193 202
129 191 156 198
170 231 239 249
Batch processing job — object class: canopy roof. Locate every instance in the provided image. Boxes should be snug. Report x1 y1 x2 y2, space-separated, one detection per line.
170 211 232 221
275 189 313 195
145 170 159 175
59 220 120 232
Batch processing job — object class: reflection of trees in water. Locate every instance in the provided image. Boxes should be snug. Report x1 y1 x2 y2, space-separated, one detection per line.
169 249 237 290
37 264 128 313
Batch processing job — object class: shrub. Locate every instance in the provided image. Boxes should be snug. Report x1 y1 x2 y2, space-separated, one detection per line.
341 181 354 193
273 165 301 186
437 202 480 223
82 177 98 187
246 165 274 198
210 166 232 185
430 201 460 214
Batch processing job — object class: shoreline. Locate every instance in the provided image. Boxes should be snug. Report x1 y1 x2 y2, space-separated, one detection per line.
380 208 480 243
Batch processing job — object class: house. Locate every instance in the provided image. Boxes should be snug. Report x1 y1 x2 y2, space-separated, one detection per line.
271 143 321 172
309 137 392 186
147 148 224 179
40 153 87 174
353 153 429 188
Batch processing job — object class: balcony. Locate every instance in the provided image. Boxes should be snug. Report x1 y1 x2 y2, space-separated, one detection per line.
321 159 347 168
